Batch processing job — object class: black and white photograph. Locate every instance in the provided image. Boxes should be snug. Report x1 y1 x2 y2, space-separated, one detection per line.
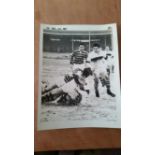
38 24 121 130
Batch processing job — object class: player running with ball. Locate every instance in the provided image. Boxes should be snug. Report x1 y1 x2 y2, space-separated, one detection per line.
87 43 116 97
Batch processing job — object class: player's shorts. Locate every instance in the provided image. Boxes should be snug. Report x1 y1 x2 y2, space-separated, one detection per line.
94 66 108 79
72 63 92 76
61 80 79 99
72 64 85 76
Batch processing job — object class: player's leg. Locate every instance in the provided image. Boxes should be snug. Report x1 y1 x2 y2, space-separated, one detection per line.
94 73 100 97
105 76 116 97
51 87 63 95
99 72 116 97
41 86 64 104
42 84 58 95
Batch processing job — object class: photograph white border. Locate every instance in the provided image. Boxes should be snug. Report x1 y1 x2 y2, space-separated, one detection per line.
37 23 121 130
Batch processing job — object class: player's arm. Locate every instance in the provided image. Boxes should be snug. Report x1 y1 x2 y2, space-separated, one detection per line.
83 51 88 64
86 52 91 63
70 51 75 64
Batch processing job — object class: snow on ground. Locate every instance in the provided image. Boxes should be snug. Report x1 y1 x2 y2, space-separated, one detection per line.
40 52 117 123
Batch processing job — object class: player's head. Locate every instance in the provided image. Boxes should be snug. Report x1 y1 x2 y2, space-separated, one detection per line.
73 67 92 87
81 67 93 93
82 67 93 78
79 43 85 51
93 43 101 53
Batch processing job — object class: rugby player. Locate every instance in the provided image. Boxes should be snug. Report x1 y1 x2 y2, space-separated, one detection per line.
41 67 93 105
70 43 88 77
87 43 116 97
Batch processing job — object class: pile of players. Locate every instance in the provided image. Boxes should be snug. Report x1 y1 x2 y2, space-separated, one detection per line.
42 43 115 106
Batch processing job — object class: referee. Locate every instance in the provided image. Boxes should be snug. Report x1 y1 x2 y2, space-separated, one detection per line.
70 43 88 76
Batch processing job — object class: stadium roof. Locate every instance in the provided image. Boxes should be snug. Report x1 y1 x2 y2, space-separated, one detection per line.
43 30 112 35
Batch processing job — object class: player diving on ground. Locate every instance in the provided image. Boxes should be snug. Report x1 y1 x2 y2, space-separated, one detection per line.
41 67 93 105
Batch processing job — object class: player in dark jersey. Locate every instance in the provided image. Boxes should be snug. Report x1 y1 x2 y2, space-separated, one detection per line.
70 43 88 76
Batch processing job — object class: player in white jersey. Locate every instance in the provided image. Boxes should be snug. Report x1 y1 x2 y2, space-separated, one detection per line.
41 67 92 105
105 46 115 75
87 43 115 97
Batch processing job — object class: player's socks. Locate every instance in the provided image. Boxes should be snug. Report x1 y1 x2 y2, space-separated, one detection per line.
107 88 116 97
94 77 100 97
105 78 116 97
100 78 106 87
95 89 100 97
